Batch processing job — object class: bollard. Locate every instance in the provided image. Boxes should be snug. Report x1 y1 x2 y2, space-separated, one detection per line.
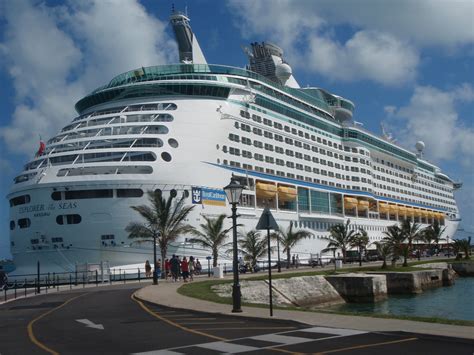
34 278 37 295
47 272 50 289
14 280 17 299
4 287 7 302
123 271 126 284
224 263 226 275
82 273 85 288
138 268 141 283
52 272 55 288
69 274 72 290
45 277 48 294
112 269 115 284
95 270 98 286
57 276 59 292
24 279 27 298
75 269 78 286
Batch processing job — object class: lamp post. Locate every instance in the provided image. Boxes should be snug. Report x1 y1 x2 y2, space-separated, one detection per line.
152 232 158 285
224 177 245 313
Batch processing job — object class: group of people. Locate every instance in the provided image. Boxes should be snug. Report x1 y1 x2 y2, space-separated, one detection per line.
144 256 202 283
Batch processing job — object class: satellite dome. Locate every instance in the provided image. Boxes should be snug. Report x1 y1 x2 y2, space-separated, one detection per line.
275 62 292 85
415 141 425 152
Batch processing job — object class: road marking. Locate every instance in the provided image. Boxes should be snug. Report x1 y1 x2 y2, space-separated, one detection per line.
133 350 182 355
198 327 297 331
312 336 418 354
76 318 104 330
302 327 367 336
170 317 217 321
27 293 86 355
252 333 316 345
179 321 246 325
131 294 225 341
198 341 258 353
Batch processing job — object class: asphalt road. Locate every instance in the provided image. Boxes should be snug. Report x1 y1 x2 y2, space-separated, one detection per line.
0 283 473 354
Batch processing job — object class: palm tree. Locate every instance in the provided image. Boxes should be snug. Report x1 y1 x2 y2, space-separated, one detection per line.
423 220 446 255
382 224 406 266
271 222 312 269
400 219 422 266
350 228 370 267
323 219 357 263
452 237 471 260
237 230 269 270
374 241 392 269
188 214 230 267
126 190 195 277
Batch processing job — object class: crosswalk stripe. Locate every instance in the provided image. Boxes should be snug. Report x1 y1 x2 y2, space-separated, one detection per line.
197 341 258 353
300 327 368 336
251 333 315 345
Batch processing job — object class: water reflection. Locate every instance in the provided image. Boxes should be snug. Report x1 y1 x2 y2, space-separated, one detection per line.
329 278 474 321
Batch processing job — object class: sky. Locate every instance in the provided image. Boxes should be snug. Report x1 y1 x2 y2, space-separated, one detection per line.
0 0 473 259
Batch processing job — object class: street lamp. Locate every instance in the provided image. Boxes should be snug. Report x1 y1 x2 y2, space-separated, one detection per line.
153 232 159 285
224 177 245 313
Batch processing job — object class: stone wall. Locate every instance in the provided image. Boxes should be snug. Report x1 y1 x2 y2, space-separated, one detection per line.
324 274 387 303
451 262 474 276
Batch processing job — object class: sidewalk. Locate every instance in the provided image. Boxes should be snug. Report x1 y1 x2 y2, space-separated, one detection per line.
135 272 474 340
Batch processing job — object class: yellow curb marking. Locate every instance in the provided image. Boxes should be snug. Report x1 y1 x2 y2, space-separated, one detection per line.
27 293 86 355
312 336 418 354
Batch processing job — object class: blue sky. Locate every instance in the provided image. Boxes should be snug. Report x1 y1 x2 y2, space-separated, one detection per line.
0 0 473 259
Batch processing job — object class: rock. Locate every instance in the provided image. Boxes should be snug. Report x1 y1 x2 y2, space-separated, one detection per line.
451 262 474 276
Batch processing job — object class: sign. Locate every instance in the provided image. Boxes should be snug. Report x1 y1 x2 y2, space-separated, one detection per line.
192 187 226 206
256 208 279 231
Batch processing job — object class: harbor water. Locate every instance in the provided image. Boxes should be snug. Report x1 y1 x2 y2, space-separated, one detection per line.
329 277 474 321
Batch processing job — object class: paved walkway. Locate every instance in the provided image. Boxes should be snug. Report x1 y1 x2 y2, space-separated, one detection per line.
135 271 474 340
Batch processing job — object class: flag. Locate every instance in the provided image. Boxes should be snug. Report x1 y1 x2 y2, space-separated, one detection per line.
35 137 45 157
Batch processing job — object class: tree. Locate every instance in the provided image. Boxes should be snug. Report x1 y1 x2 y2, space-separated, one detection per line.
382 224 406 267
237 230 269 270
452 237 472 260
271 222 312 269
423 220 446 256
188 214 230 267
126 190 195 277
350 228 370 267
374 241 392 269
323 219 357 263
400 219 423 266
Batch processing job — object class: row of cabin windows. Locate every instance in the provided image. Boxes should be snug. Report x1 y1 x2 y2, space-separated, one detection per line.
72 102 177 122
239 110 351 150
51 188 144 201
51 188 189 201
10 218 31 230
231 128 372 168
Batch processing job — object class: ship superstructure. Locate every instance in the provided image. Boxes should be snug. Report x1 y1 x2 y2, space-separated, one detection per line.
7 10 460 275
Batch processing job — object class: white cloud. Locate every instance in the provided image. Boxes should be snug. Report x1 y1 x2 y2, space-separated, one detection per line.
386 84 474 166
228 0 419 85
307 31 418 85
0 0 175 156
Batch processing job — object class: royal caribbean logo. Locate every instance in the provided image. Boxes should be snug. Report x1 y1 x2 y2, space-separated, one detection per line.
191 186 226 206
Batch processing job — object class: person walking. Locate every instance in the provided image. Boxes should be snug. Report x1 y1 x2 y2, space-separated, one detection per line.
189 256 195 281
164 258 170 280
181 257 189 282
170 255 180 282
144 260 151 278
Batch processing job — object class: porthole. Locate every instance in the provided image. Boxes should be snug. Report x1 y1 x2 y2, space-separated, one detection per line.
9 221 15 230
154 189 162 197
183 190 189 198
51 191 62 201
216 144 220 150
168 138 179 148
170 189 177 198
161 152 172 162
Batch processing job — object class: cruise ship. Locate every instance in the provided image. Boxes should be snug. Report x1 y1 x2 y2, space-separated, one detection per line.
7 10 461 275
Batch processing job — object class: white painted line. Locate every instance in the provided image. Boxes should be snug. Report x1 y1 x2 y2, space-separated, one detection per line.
132 350 183 355
301 327 368 336
197 341 258 354
75 319 104 330
251 334 315 345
